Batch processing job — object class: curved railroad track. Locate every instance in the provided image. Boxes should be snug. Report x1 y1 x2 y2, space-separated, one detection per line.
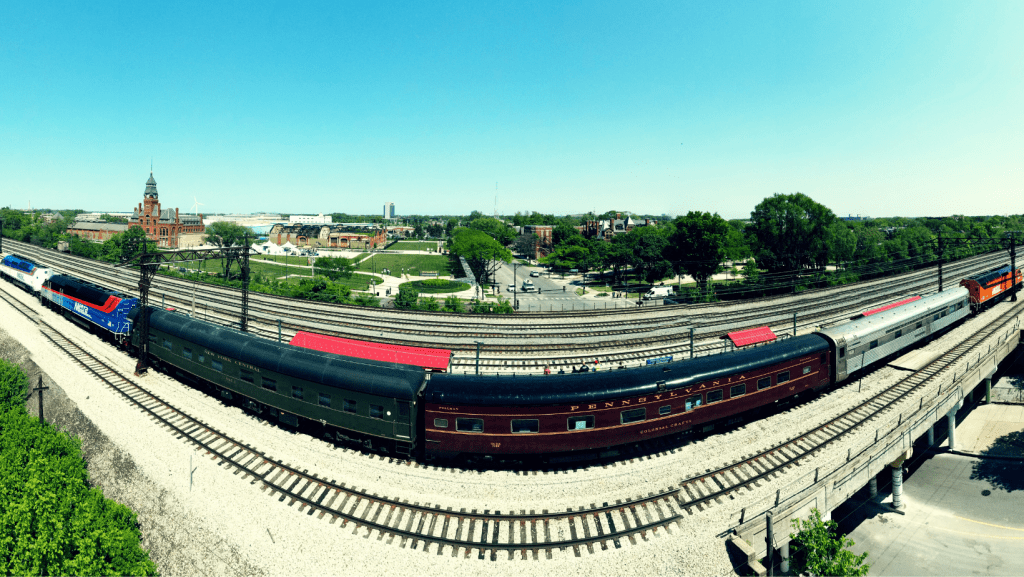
0 288 688 559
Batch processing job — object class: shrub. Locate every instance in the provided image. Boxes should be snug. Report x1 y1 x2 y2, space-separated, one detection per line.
0 361 158 575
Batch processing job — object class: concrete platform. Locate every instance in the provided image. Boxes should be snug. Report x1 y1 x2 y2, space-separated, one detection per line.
950 403 1024 458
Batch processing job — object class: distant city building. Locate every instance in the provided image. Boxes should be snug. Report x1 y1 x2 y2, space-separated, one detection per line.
384 202 396 220
840 214 869 222
269 223 386 250
387 226 415 238
581 213 657 241
131 171 205 248
289 213 333 225
40 212 61 224
523 224 554 259
66 172 204 247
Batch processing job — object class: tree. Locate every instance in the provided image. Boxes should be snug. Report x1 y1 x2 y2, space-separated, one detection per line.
448 228 512 284
204 221 250 280
667 211 730 297
789 508 870 576
467 217 515 246
443 295 463 313
828 222 857 269
393 286 420 309
552 223 583 248
313 256 354 281
102 225 150 264
746 193 837 272
512 233 539 258
618 226 672 283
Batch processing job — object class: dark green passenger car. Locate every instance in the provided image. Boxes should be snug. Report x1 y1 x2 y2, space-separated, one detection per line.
131 307 427 454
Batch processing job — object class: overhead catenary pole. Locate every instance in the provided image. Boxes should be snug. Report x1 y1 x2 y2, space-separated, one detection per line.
1010 231 1018 302
766 511 775 577
474 340 483 375
937 230 944 293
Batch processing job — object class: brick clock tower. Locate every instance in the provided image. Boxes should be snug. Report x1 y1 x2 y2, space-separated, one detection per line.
132 171 204 248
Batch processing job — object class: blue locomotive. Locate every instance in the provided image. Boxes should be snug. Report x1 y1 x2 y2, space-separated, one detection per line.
42 274 139 343
1 253 52 294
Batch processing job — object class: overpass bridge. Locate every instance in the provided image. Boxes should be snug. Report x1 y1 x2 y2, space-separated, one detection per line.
727 299 1024 575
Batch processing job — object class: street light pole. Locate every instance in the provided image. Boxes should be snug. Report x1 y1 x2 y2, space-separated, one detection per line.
513 262 519 310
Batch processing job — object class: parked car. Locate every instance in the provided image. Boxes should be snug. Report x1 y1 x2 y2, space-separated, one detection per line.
530 271 540 278
643 286 675 300
507 283 516 293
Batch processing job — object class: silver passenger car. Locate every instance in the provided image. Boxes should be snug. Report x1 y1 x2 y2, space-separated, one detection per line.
816 287 970 383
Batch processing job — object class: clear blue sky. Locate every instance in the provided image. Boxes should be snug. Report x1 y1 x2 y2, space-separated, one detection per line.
1 1 1021 219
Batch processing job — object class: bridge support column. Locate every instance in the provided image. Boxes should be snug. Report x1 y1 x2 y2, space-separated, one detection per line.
889 450 911 512
985 377 992 404
928 424 935 446
780 542 790 573
869 476 878 498
947 407 957 452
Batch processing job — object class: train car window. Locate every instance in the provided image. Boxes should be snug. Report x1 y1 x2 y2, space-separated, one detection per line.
933 313 940 322
183 348 192 360
957 302 964 310
567 416 595 430
239 369 254 383
211 360 223 372
433 418 448 428
456 418 483 432
777 371 790 384
163 339 173 351
620 408 646 424
343 399 357 413
730 384 746 398
511 419 539 433
757 378 771 390
318 393 331 408
262 378 277 392
839 347 845 358
803 366 811 375
398 402 410 418
659 405 671 416
916 321 922 329
292 386 303 400
198 355 205 364
706 390 723 403
369 404 384 419
869 340 878 349
819 353 826 365
895 330 902 338
685 395 703 410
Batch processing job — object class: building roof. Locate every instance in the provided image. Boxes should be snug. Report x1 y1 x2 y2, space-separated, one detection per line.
289 331 452 372
69 221 130 232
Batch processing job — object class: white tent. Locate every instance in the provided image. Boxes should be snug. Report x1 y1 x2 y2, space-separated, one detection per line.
280 241 298 253
252 241 286 256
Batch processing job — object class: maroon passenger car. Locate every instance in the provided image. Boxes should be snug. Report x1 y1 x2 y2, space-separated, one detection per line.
421 334 831 458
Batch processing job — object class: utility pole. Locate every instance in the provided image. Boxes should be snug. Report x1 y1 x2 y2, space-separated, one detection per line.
766 511 775 577
937 230 944 293
474 340 483 375
34 376 49 424
1010 231 1018 302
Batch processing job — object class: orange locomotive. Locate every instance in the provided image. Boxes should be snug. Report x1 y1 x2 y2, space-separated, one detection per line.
959 264 1022 310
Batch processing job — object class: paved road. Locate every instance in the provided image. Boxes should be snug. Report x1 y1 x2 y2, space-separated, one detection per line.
834 451 1024 575
487 262 658 311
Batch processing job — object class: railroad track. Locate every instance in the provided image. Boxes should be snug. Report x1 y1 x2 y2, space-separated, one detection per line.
0 287 690 559
669 299 1024 516
4 239 1008 374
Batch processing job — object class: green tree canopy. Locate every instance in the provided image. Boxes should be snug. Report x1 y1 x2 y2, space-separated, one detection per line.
667 211 730 295
617 226 672 283
204 221 251 279
448 228 512 283
789 508 869 576
746 193 837 272
313 255 354 281
512 233 539 257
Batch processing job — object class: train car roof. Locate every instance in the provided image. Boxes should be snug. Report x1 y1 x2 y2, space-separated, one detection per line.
963 265 1014 288
48 273 133 300
2 253 44 266
424 334 829 406
816 287 968 345
138 307 425 400
290 331 452 372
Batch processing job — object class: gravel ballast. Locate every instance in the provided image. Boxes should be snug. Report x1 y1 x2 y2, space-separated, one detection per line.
1 280 1019 576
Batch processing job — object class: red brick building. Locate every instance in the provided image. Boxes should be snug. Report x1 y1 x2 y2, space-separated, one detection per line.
131 172 205 248
269 223 386 249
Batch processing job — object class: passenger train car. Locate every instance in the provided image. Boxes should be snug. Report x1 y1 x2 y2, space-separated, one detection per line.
0 254 52 294
8 253 1020 460
41 274 139 342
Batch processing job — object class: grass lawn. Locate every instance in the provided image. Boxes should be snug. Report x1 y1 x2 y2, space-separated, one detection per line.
194 260 381 290
392 241 439 251
399 280 470 294
252 253 367 265
355 254 451 277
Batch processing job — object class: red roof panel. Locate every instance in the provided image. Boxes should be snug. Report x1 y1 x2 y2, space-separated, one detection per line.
726 326 777 347
861 296 921 317
289 331 452 372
